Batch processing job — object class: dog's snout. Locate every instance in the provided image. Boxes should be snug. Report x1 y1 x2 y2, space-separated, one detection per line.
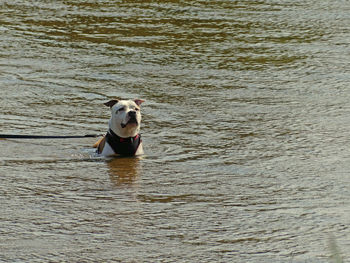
128 111 136 117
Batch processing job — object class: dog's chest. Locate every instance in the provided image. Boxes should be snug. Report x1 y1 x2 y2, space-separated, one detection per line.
106 132 142 156
101 141 144 156
99 131 143 157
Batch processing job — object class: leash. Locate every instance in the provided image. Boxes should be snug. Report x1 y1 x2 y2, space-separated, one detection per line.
0 134 103 139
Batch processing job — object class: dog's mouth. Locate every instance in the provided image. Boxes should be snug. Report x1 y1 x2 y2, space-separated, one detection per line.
121 118 138 128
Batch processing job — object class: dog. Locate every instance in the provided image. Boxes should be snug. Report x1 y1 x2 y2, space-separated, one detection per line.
94 99 144 157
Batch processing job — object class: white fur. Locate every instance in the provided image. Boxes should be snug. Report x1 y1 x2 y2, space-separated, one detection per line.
109 100 142 138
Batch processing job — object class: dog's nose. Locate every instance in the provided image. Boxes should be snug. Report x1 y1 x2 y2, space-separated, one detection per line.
128 111 136 117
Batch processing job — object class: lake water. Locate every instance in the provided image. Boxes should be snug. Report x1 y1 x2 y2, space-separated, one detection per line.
0 1 349 262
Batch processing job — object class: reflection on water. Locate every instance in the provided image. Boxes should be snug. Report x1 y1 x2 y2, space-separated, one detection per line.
107 157 141 186
1 0 349 262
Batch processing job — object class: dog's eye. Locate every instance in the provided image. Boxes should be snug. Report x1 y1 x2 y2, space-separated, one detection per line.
117 107 125 112
135 108 140 111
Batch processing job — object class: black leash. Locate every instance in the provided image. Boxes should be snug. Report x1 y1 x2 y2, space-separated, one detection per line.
0 134 102 139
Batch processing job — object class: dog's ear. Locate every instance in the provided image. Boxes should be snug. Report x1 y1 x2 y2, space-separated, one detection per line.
134 99 145 106
104 99 119 108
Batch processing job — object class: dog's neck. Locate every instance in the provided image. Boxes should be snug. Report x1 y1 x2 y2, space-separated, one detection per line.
106 129 141 156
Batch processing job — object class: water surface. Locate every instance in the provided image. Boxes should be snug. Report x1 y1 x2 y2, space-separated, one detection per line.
0 1 349 262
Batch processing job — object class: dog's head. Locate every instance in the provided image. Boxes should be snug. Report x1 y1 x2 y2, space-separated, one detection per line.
104 99 144 138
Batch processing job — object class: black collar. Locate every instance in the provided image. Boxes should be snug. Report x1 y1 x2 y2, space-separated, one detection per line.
106 129 141 156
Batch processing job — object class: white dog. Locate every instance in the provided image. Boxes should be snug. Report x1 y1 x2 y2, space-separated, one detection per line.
94 99 144 157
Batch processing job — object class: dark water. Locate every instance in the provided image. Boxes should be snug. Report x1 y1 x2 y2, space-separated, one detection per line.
0 1 349 262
